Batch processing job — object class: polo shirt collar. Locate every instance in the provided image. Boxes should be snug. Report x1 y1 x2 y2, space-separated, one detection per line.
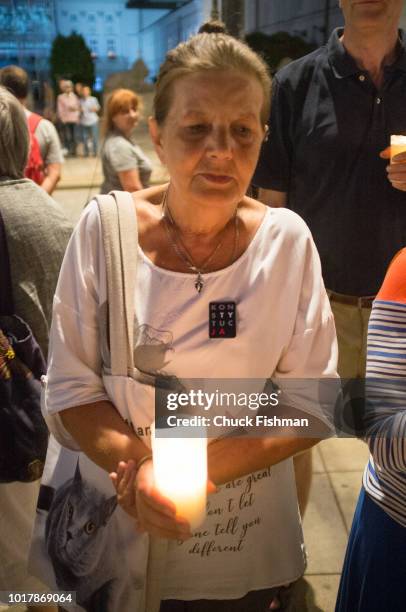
387 29 406 73
328 27 406 78
328 28 360 78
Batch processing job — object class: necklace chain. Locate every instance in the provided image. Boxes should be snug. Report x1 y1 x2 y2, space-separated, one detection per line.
161 189 240 293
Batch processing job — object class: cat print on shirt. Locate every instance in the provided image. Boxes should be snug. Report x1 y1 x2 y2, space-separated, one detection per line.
45 462 142 612
133 323 174 374
99 304 176 376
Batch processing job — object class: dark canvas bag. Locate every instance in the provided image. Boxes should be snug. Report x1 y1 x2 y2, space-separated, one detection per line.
0 209 48 482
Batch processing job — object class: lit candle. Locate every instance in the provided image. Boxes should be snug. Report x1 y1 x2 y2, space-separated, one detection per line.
151 422 207 529
391 135 406 161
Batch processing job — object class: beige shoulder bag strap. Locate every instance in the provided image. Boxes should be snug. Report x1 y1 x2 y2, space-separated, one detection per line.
96 191 166 612
96 191 137 375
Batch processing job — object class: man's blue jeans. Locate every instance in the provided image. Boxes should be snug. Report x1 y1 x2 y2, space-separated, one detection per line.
81 123 99 156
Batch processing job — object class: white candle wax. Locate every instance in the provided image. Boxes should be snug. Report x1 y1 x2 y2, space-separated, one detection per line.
391 135 406 161
151 422 207 529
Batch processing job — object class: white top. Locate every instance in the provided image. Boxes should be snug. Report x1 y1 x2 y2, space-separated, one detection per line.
80 96 100 127
45 200 337 600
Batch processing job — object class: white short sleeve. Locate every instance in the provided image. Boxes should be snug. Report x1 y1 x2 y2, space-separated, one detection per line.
45 200 109 415
108 138 139 173
274 224 339 428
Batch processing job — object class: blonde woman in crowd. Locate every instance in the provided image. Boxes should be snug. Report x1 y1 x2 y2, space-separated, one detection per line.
100 88 152 193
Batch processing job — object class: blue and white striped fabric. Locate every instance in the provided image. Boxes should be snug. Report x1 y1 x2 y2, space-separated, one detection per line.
363 299 406 527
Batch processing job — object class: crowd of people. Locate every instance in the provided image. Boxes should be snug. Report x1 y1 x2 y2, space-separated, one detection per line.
0 68 153 197
0 1 406 611
56 79 101 158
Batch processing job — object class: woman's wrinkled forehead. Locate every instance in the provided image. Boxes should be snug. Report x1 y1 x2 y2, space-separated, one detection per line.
165 70 264 122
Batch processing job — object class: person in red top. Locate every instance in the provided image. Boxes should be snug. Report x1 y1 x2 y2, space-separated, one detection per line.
0 66 63 195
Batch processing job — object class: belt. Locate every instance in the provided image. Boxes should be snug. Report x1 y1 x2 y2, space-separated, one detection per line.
327 290 375 308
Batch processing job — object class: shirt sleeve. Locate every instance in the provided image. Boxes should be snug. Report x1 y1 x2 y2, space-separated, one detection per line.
274 223 339 428
108 138 139 173
92 96 101 112
36 119 64 165
44 200 109 415
252 75 293 192
364 250 406 472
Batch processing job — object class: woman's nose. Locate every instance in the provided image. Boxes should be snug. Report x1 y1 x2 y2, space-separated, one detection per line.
207 127 233 159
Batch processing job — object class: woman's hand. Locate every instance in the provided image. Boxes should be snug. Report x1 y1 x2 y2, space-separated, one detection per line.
380 147 406 192
110 460 193 540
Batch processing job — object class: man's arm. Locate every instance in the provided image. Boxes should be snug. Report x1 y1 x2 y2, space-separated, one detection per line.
41 162 61 195
258 188 287 208
37 119 64 194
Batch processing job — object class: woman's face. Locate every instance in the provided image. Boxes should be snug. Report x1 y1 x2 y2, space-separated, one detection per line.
150 69 265 208
112 106 139 136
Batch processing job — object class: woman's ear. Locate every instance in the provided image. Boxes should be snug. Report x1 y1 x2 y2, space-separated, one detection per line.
148 117 165 164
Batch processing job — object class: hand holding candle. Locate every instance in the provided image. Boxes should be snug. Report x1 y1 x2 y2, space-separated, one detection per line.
380 136 406 192
110 457 193 540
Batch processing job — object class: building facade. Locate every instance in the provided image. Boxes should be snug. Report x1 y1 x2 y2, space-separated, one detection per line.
134 0 213 78
0 0 56 77
55 0 169 88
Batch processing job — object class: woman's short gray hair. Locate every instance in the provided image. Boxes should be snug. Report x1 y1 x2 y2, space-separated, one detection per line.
0 85 29 179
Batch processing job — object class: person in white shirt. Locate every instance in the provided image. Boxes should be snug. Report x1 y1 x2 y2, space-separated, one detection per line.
80 85 100 157
44 31 337 611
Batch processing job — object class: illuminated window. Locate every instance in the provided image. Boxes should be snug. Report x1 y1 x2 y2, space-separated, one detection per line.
107 38 116 53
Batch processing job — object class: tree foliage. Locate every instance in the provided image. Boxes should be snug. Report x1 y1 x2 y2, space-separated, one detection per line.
50 33 94 87
245 31 317 74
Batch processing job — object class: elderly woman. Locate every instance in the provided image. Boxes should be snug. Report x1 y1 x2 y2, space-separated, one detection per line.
101 88 152 193
0 87 72 612
45 33 337 611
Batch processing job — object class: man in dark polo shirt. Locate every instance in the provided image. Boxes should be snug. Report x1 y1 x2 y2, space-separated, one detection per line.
254 0 406 517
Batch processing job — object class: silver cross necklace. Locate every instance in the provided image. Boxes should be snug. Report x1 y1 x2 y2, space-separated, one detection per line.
161 189 240 293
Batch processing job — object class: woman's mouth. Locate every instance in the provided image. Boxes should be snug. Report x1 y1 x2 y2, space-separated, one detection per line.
200 174 233 184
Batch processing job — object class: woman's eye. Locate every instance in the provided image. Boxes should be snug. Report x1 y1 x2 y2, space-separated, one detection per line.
186 124 208 134
234 125 252 137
